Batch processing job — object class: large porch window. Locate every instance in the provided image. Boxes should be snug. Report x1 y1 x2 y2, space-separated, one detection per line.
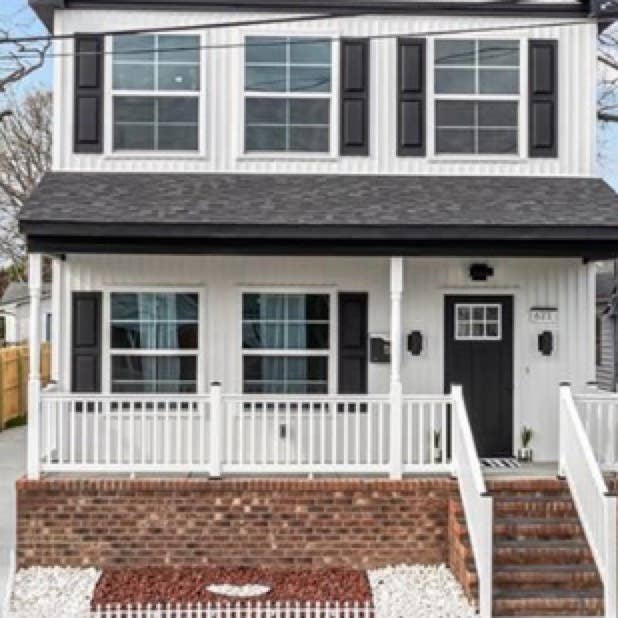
241 293 330 393
109 292 199 393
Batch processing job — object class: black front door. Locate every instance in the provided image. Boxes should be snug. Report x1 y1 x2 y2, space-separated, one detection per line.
444 295 513 458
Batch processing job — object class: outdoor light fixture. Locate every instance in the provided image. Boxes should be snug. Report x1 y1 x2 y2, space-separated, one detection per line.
469 263 494 281
407 331 423 356
538 331 554 356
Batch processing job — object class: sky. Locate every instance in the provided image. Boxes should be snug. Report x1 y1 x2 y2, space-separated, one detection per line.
2 0 618 188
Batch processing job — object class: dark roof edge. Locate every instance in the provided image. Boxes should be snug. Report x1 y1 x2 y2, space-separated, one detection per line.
18 221 618 241
30 0 592 30
25 235 618 258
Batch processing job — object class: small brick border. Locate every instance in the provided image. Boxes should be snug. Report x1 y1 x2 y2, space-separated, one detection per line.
17 476 457 571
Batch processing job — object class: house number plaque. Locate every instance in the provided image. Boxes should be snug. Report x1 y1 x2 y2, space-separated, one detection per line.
529 307 558 324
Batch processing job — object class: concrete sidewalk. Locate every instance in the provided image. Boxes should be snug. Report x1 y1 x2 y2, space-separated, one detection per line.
0 427 25 607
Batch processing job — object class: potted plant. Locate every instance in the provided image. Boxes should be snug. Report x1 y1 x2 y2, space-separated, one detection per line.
517 426 534 463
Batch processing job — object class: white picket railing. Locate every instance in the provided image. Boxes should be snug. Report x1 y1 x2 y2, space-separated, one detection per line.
38 389 455 476
574 392 618 471
4 600 374 618
451 385 493 618
561 385 617 618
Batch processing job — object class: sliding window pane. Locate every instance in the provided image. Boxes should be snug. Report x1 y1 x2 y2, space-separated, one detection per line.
479 69 519 95
113 34 155 63
290 66 331 92
435 128 475 154
158 34 200 63
289 127 329 152
478 129 517 154
111 355 197 393
246 126 286 151
478 40 519 66
113 64 155 90
245 66 287 92
158 64 200 91
113 124 154 150
289 37 331 64
434 68 475 95
434 40 475 66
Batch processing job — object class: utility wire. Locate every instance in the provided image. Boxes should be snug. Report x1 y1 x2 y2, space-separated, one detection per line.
0 5 609 46
0 17 608 63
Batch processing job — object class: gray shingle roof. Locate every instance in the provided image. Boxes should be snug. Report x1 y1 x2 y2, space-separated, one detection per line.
20 172 618 228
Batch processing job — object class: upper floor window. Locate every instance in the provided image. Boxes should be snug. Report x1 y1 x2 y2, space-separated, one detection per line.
434 39 520 155
244 36 332 153
112 34 201 151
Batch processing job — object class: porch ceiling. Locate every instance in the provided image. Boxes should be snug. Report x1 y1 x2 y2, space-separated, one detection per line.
20 172 618 257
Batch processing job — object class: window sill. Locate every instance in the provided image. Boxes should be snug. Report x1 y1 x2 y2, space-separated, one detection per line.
104 152 207 161
237 154 338 163
428 155 526 164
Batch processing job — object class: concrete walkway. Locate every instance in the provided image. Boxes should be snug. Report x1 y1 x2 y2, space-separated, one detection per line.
0 427 25 607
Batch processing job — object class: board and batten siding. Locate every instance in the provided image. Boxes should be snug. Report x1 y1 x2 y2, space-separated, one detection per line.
52 10 596 176
57 255 595 462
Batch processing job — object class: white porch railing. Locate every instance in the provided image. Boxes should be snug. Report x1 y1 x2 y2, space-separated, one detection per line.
38 387 453 476
574 392 618 471
561 385 617 618
451 385 493 618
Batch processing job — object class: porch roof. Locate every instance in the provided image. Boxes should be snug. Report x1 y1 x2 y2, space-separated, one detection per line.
20 172 618 257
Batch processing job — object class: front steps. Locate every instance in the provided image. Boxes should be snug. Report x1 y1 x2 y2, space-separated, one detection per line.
449 479 605 617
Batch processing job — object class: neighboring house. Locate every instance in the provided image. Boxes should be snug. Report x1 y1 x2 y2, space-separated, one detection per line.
596 270 616 391
0 282 52 346
16 0 618 616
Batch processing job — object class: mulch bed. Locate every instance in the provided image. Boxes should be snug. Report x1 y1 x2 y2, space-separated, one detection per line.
91 566 371 608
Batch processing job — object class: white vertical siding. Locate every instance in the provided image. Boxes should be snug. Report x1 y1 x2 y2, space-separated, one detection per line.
52 10 597 176
61 254 593 461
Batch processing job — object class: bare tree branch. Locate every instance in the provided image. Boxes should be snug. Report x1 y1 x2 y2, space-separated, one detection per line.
0 90 51 277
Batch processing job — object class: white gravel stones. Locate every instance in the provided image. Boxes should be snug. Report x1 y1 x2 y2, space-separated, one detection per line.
206 583 271 598
368 564 476 618
8 566 101 618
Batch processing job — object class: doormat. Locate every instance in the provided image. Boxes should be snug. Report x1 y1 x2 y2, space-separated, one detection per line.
480 458 521 469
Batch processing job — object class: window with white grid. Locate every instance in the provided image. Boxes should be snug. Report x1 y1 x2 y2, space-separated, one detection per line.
434 39 520 155
455 303 502 341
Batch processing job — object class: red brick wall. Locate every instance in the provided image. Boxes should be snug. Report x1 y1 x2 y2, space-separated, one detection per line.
17 477 457 570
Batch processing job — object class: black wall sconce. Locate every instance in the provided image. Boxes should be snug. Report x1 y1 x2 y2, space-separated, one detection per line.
469 263 494 282
538 330 554 356
407 331 423 356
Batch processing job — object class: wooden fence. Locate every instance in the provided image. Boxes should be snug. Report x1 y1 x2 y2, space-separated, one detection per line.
0 343 50 429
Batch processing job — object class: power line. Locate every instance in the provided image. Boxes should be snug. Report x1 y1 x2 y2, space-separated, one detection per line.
0 12 365 45
0 17 607 64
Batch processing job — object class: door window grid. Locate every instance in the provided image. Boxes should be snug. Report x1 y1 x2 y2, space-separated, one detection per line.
455 303 502 340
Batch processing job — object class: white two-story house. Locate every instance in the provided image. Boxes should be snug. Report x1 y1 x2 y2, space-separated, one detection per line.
16 0 618 615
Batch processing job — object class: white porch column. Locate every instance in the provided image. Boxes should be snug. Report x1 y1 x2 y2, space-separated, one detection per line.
51 256 63 383
27 253 42 480
389 256 404 480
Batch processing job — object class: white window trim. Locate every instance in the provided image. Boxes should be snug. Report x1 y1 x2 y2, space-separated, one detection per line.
238 32 339 160
102 286 207 394
428 36 528 161
238 287 336 395
454 302 502 341
103 32 208 159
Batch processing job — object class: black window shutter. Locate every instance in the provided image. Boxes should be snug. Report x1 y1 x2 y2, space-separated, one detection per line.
340 38 370 156
72 292 102 392
528 39 558 158
338 293 368 394
397 38 426 157
74 34 104 153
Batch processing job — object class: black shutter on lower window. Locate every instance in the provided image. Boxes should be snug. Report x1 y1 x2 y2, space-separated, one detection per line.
397 38 426 157
74 34 104 153
72 292 102 393
340 38 370 156
528 40 558 158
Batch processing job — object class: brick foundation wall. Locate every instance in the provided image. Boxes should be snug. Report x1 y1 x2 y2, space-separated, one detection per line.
17 477 457 570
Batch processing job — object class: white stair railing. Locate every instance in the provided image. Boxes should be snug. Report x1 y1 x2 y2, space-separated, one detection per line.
560 384 617 618
450 384 493 618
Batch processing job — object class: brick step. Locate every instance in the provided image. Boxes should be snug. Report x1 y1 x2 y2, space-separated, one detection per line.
493 588 604 617
494 539 594 566
494 497 577 519
494 564 602 591
493 517 585 541
487 479 570 496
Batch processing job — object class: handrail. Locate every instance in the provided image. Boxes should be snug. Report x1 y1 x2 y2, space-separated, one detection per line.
450 384 493 618
560 385 617 618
